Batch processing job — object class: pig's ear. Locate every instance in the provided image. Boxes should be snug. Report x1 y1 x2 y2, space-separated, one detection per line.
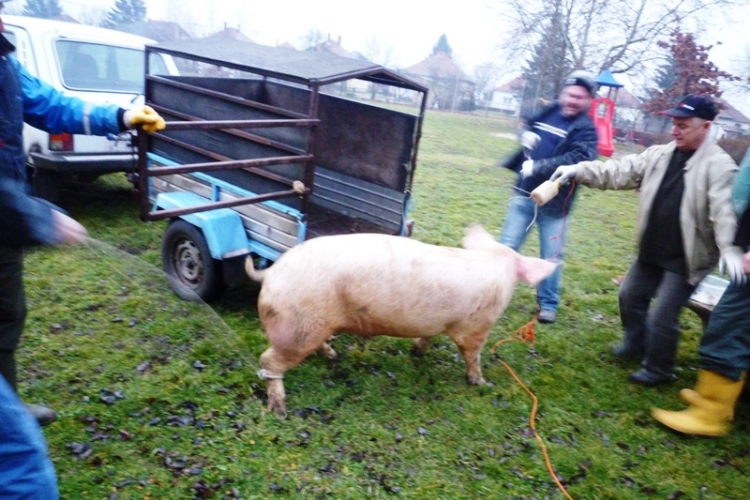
516 255 558 285
462 224 496 251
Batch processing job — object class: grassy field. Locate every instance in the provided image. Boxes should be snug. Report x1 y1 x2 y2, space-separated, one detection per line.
20 110 750 499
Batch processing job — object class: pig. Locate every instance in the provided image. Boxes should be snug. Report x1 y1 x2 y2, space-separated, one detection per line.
245 224 557 417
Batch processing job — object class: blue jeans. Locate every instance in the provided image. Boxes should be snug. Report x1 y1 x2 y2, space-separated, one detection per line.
698 282 750 381
499 197 567 311
0 377 58 499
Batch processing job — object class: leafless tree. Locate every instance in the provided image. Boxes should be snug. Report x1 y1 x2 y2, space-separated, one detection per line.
299 28 326 51
361 36 393 67
494 0 739 75
473 62 499 103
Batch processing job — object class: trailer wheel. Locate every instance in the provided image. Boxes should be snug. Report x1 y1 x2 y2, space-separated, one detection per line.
162 219 226 302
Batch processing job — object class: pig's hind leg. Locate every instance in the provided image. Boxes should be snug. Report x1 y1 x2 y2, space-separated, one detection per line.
260 323 334 417
449 326 492 386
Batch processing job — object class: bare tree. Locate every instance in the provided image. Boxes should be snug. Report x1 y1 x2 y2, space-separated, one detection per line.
473 62 499 104
495 0 739 75
361 36 393 67
300 28 326 51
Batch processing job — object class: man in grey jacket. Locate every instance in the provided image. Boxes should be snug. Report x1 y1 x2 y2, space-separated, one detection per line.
551 94 744 386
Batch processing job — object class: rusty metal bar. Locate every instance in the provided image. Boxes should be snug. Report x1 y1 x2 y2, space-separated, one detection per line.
161 118 318 131
136 129 151 221
149 133 307 187
147 75 309 119
301 84 321 214
406 90 429 193
149 104 309 155
142 188 307 222
147 154 312 177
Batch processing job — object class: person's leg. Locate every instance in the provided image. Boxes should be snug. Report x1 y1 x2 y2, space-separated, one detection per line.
0 376 59 499
499 197 536 252
613 261 662 358
0 247 26 391
633 270 697 384
698 283 750 381
0 248 56 425
536 213 567 316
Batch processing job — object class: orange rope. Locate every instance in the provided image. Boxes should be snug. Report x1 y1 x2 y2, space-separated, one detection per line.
490 316 575 500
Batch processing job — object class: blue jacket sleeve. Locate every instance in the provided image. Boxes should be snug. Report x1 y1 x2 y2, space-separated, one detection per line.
0 177 58 247
15 58 123 136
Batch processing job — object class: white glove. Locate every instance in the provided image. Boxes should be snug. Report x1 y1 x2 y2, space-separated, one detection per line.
550 165 577 184
719 247 747 286
520 131 541 151
521 160 534 177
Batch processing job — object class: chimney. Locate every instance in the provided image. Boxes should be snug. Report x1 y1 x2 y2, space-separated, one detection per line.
337 35 341 44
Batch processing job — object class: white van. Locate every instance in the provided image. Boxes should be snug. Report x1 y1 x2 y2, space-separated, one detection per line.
3 15 176 200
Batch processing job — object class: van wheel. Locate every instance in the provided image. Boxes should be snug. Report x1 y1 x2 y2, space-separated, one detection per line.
162 219 226 302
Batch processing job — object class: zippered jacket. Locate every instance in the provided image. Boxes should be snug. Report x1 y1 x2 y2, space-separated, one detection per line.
572 139 738 284
0 37 124 247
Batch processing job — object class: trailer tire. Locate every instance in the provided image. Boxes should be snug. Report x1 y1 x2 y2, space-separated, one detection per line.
162 219 226 302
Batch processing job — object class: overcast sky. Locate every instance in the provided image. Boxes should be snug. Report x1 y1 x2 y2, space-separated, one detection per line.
12 0 750 113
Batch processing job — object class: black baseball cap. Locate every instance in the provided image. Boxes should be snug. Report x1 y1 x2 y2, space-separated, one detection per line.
661 94 719 121
563 70 597 96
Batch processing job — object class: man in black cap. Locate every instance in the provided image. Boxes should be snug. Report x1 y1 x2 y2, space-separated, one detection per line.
551 94 743 386
498 70 599 324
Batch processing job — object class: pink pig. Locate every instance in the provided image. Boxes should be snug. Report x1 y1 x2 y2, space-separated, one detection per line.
246 225 557 416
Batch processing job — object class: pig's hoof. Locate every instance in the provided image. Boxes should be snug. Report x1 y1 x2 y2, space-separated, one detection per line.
268 402 287 419
468 376 488 386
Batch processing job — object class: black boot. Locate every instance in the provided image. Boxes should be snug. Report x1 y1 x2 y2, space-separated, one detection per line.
0 350 57 426
633 326 681 387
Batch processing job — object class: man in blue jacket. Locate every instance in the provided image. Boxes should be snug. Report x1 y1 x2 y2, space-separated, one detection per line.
0 0 164 428
499 71 599 323
1 2 164 496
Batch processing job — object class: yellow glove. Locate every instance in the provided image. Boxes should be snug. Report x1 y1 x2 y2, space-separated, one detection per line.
123 106 165 133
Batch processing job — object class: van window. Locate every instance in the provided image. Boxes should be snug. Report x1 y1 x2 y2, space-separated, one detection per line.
4 32 16 49
57 40 144 93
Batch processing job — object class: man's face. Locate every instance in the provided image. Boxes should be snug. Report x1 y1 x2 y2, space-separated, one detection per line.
559 85 592 117
671 117 710 151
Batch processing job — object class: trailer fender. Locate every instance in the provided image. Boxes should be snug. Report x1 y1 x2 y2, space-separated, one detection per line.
155 191 248 260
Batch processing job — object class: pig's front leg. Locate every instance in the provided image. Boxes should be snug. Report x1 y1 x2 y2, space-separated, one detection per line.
451 328 492 386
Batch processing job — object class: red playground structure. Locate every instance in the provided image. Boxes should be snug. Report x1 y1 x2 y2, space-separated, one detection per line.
589 69 624 157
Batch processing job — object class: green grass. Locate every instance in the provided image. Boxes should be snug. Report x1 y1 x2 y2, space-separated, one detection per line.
20 109 750 499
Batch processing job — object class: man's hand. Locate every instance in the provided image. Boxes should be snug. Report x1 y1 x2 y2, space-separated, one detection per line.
743 250 750 277
520 131 541 151
52 210 88 244
550 165 577 184
123 106 166 133
521 160 534 177
719 247 747 286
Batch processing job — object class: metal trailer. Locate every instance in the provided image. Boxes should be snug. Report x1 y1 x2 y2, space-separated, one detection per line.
136 38 429 301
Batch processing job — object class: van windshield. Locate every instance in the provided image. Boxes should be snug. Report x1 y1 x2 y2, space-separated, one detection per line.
56 40 168 93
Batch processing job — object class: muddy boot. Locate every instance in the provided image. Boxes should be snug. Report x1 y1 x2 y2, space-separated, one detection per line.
651 370 745 437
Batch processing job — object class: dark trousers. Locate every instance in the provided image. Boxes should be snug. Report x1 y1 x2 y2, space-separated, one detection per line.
0 246 25 391
618 261 697 377
698 283 750 381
